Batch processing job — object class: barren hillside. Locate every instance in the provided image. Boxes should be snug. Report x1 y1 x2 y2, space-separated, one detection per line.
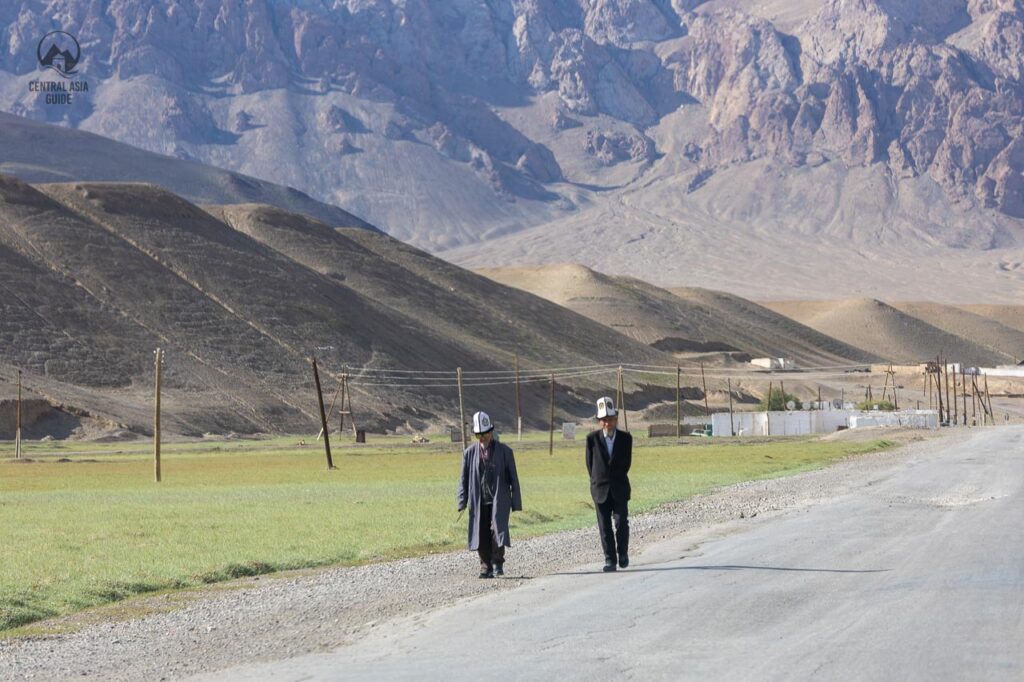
762 298 1013 365
890 302 1024 364
479 263 879 365
0 176 674 437
958 304 1024 338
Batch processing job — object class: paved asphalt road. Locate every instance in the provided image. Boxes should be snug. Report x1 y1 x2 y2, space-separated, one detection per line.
196 427 1024 681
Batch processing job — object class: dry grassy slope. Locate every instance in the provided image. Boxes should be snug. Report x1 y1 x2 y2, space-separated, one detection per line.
0 359 166 438
0 178 466 434
0 178 678 435
210 205 676 398
890 302 1024 365
0 176 324 434
957 305 1024 339
38 182 523 429
0 112 374 231
762 299 1010 366
476 263 877 366
665 287 881 365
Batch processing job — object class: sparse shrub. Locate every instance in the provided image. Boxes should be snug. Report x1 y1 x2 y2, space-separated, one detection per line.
856 399 895 411
758 390 801 411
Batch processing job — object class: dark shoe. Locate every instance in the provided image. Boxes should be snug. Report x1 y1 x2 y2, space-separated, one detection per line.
603 561 617 572
618 554 629 569
494 564 504 577
479 569 494 579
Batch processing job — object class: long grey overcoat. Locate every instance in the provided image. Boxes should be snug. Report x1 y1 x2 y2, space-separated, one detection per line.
456 440 522 549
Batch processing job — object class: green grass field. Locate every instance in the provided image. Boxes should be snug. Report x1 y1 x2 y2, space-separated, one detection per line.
0 433 893 634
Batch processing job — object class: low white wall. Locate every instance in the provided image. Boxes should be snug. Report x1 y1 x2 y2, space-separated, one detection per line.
712 409 939 436
979 367 1024 378
849 410 940 429
712 411 851 436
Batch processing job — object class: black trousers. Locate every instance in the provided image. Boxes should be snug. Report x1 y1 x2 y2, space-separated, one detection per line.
595 494 629 561
477 503 505 568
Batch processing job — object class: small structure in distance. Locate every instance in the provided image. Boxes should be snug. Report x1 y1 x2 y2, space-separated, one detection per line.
750 357 796 370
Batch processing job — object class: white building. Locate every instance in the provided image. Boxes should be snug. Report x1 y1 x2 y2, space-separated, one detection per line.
750 357 795 370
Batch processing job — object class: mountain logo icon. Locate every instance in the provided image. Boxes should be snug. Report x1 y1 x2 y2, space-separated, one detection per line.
37 31 81 77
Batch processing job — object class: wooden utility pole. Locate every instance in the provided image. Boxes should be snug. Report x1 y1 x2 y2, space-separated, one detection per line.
984 374 994 425
339 373 354 437
676 365 681 438
935 357 944 423
616 366 623 414
700 362 710 419
944 361 952 424
961 366 968 426
727 378 736 436
817 386 822 411
970 375 978 425
153 349 163 482
311 356 335 470
15 369 23 460
331 372 357 439
974 376 986 425
614 364 622 428
319 370 347 440
980 377 988 424
337 377 345 436
974 374 983 421
937 360 946 419
765 381 772 436
457 367 467 450
514 354 522 441
548 373 555 457
951 364 958 425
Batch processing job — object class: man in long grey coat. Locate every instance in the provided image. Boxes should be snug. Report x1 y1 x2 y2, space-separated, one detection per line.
457 411 522 578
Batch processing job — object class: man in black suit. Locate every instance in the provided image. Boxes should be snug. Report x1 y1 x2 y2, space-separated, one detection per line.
585 396 632 572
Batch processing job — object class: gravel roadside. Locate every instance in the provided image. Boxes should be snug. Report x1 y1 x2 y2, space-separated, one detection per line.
0 430 961 681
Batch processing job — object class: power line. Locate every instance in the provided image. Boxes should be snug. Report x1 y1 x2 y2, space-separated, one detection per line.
348 367 616 388
345 362 623 378
619 362 875 372
337 359 891 390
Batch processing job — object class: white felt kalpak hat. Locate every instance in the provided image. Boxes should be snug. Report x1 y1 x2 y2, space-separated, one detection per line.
596 396 617 419
472 411 494 434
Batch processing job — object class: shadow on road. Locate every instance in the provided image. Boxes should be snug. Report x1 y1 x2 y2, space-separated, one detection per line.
554 564 891 576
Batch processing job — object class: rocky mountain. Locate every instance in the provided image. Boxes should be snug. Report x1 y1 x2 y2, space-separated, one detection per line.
2 0 1024 300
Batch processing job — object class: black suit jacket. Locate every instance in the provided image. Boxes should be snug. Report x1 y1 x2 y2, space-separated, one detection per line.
585 429 632 504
